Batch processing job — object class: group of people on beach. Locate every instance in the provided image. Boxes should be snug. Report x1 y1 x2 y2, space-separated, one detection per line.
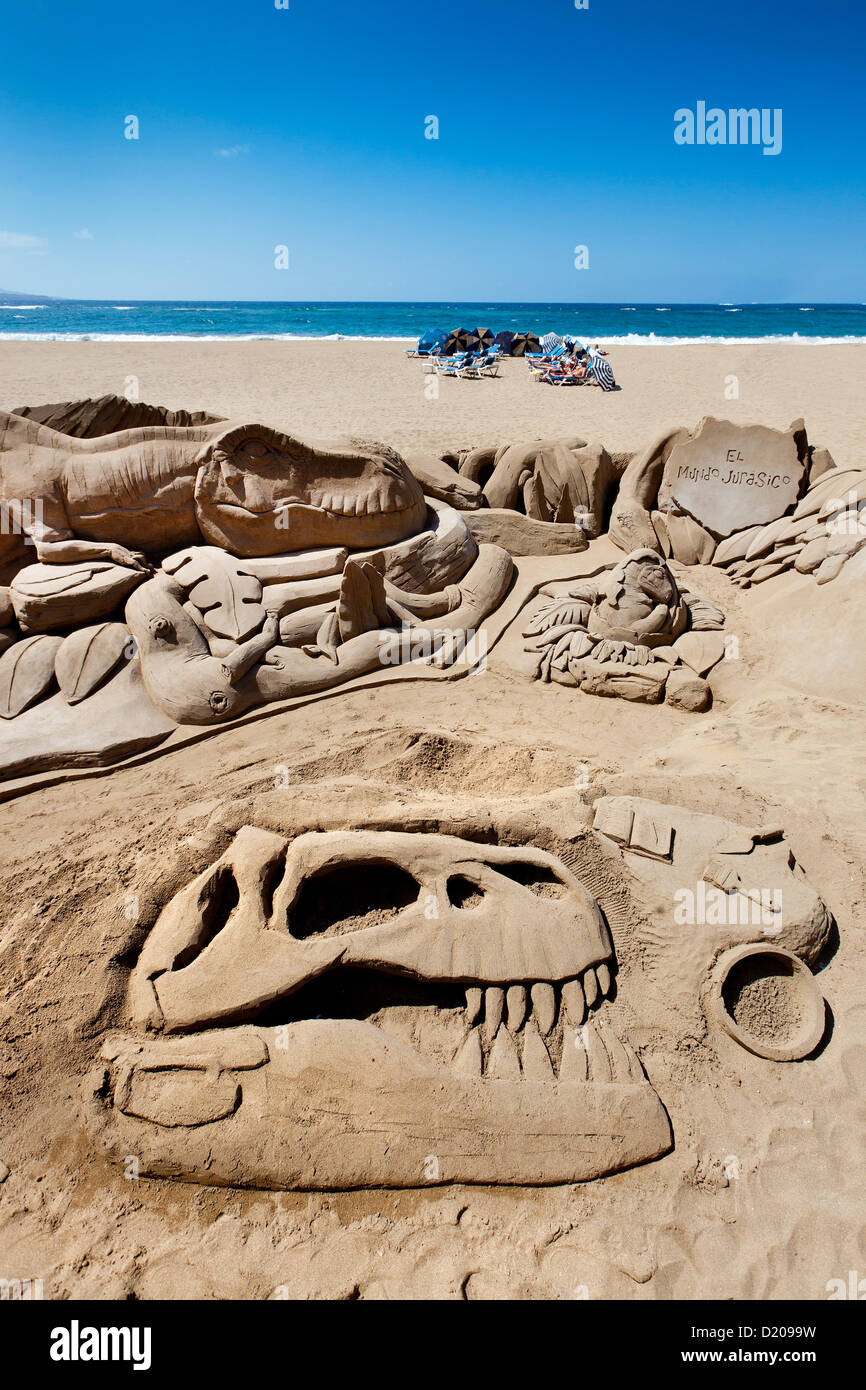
529 339 617 391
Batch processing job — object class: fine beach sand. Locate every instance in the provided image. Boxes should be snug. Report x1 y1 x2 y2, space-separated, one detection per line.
0 339 864 1300
2 340 865 466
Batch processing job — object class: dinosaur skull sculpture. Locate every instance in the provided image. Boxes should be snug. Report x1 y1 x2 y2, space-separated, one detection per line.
86 830 673 1188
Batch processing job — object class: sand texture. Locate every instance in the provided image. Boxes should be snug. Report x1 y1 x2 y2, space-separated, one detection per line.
0 342 863 1300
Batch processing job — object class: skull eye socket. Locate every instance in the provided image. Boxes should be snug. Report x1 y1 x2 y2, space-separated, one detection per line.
289 861 419 940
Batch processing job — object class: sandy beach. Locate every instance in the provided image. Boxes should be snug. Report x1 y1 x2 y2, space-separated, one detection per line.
0 336 864 1300
2 340 865 467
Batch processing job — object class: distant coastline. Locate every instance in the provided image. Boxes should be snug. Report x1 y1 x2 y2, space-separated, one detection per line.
0 299 864 344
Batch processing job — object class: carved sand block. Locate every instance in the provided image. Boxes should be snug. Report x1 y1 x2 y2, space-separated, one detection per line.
9 560 144 633
85 828 674 1188
85 1019 672 1189
592 795 832 1036
657 418 805 539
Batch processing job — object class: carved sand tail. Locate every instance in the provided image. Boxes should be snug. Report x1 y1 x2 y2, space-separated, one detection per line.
84 829 673 1188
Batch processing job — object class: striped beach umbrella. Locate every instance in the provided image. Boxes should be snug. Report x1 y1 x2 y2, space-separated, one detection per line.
510 331 541 357
463 327 483 352
540 332 561 353
474 326 494 349
444 326 470 355
589 350 616 391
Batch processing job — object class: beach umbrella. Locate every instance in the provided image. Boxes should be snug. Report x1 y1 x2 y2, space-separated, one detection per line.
494 330 515 355
417 326 449 353
510 331 541 357
540 332 561 353
444 326 470 355
463 327 483 353
589 350 616 392
474 326 494 349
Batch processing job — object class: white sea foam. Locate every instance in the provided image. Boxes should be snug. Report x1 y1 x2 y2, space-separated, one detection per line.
0 331 864 345
0 305 46 310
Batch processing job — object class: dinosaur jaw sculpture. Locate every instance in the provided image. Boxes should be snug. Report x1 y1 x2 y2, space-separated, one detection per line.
85 830 674 1189
86 1019 673 1189
194 425 428 556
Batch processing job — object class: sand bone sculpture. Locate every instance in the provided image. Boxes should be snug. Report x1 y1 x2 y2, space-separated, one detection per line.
83 801 833 1190
0 406 513 756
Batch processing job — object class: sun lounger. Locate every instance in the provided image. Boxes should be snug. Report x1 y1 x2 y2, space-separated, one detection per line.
525 342 567 364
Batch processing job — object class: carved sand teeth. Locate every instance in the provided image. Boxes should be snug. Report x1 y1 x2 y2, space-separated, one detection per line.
457 969 620 1081
456 1013 640 1085
470 967 612 1041
506 984 527 1031
531 982 556 1036
465 986 483 1026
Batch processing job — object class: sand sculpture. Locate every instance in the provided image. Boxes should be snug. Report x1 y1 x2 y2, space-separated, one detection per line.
0 406 514 767
428 415 864 579
83 801 831 1191
0 398 858 784
522 549 726 709
710 464 866 586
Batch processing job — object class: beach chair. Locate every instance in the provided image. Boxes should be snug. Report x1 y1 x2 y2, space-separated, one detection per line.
435 353 471 376
536 360 592 386
474 351 501 377
525 342 567 365
454 353 489 379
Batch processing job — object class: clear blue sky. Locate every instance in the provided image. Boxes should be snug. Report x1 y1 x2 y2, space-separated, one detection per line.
1 0 863 301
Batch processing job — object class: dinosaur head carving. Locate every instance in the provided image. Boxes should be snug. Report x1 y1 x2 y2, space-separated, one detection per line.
194 425 428 556
84 828 674 1188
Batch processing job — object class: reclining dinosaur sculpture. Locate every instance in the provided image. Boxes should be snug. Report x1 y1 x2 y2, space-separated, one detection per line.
0 407 514 757
0 409 428 568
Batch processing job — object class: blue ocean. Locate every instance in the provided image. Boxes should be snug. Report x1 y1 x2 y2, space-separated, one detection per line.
0 300 864 344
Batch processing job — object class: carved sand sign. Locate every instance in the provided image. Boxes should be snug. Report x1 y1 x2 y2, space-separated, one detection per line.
658 418 805 538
